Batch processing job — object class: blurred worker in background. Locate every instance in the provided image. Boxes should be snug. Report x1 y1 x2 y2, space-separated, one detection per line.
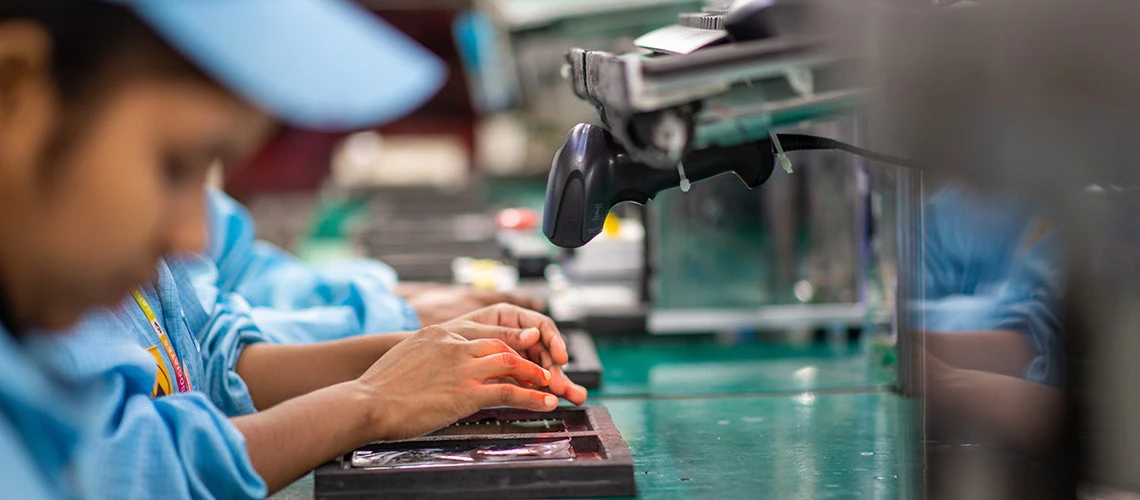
193 187 545 344
0 0 581 497
917 184 1064 452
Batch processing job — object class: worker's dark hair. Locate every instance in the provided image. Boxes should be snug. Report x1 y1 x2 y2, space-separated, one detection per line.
0 0 216 172
0 0 213 104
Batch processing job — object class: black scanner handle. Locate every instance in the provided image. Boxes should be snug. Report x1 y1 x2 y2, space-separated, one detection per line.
543 124 775 248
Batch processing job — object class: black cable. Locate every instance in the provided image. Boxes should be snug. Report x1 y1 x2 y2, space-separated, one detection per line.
765 133 923 168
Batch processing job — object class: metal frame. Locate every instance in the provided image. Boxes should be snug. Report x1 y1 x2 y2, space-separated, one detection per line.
647 303 873 334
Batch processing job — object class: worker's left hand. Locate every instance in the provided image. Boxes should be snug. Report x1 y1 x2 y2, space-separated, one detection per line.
439 303 588 405
396 283 545 326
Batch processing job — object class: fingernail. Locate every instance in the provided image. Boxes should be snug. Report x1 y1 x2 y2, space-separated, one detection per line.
542 368 552 383
544 395 558 407
521 328 539 342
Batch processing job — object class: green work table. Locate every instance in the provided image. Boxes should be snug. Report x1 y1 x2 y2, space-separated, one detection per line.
590 336 894 399
274 336 915 499
600 393 918 499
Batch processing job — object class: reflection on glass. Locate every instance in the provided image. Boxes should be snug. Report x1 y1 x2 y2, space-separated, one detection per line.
916 183 1066 495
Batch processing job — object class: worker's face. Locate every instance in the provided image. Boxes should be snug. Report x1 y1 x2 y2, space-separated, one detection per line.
0 22 270 331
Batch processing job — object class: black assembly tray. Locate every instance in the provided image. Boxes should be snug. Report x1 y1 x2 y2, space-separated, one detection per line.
314 406 635 499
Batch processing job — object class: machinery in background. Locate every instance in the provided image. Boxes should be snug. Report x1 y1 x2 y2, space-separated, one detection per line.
536 0 889 337
237 0 889 343
466 0 706 175
352 186 501 283
557 1 862 170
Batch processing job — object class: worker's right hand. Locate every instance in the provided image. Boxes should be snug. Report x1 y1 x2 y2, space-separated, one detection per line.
354 325 559 442
439 304 588 405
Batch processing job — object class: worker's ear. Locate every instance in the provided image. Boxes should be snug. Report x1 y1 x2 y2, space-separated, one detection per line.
0 20 52 119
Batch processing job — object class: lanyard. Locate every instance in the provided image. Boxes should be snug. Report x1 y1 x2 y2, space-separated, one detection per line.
130 288 192 393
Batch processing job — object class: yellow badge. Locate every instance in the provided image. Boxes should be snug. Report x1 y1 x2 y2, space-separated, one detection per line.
147 345 174 398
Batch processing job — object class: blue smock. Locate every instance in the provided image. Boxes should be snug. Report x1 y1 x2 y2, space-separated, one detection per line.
0 274 267 499
917 185 1063 386
191 188 419 343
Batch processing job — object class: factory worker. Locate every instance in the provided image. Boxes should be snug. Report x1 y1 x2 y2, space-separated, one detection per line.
190 187 545 343
0 0 581 497
40 261 585 492
917 184 1064 451
918 184 1063 386
155 196 586 418
918 184 1036 330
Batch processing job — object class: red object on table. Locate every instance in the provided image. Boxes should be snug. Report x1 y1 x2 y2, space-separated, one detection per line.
496 208 540 231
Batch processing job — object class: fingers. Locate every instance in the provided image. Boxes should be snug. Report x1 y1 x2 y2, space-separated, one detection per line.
477 384 559 412
425 329 586 405
517 308 567 365
467 337 517 357
519 311 567 366
485 304 569 366
564 386 589 405
472 351 552 387
490 368 588 406
499 327 540 351
539 319 568 366
558 375 588 407
526 344 549 369
548 366 589 405
460 324 541 351
545 364 570 398
517 345 588 405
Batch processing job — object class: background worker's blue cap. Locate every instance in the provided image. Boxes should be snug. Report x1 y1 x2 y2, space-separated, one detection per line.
111 0 446 130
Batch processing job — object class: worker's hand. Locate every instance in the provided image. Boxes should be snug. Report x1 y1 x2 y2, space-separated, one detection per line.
356 325 558 441
440 304 588 405
395 283 545 326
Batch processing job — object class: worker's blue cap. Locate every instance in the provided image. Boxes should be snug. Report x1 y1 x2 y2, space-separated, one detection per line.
108 0 446 130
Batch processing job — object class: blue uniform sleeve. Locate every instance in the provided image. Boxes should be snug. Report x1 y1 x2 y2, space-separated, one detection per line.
201 188 420 340
170 258 267 417
194 290 268 417
992 233 1064 387
38 335 267 499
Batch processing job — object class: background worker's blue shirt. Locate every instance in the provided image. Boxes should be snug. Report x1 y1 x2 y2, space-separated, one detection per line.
991 232 1064 386
916 185 1036 331
917 185 1064 386
921 185 1035 300
191 188 419 343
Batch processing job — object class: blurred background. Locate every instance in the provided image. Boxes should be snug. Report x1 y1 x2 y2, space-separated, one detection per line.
231 1 1140 499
